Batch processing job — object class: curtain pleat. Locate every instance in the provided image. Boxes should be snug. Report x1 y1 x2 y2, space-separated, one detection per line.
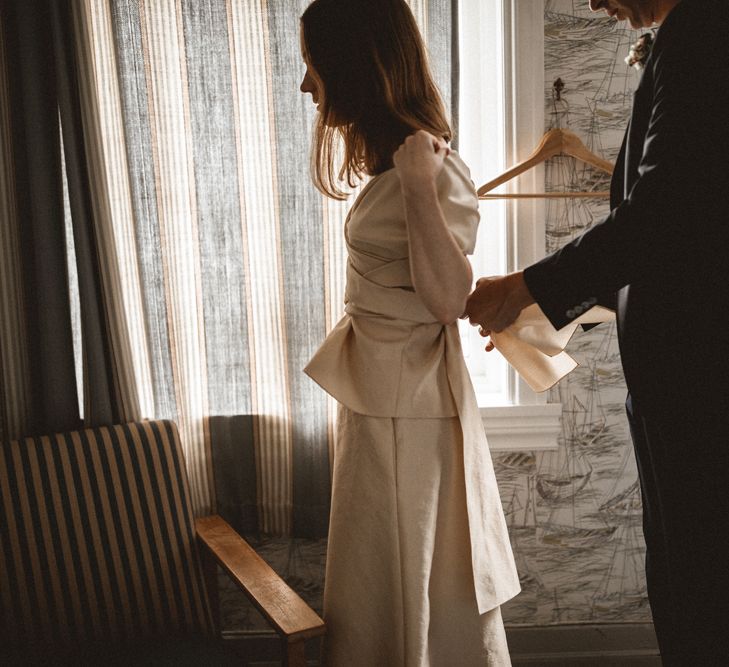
70 0 454 533
137 0 215 513
0 9 32 441
264 4 332 536
0 0 143 441
51 0 142 427
449 0 459 148
75 0 153 419
227 0 295 534
0 1 80 439
110 0 179 423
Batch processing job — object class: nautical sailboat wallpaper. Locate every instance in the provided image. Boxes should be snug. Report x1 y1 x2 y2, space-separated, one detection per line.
219 0 651 632
495 0 648 625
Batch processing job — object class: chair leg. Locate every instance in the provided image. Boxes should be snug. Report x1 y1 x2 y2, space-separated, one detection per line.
283 638 307 667
200 547 222 635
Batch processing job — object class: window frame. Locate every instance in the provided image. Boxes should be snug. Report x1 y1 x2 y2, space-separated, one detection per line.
459 0 560 450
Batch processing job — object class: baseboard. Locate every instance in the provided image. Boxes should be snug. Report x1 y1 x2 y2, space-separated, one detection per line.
223 623 661 666
506 622 661 665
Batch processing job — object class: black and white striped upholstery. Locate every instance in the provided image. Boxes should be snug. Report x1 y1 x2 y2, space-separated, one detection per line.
0 420 213 652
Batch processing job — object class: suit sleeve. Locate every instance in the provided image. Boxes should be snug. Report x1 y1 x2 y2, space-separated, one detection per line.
523 19 729 330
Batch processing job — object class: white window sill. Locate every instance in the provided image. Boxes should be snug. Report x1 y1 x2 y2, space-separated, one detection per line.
481 403 562 451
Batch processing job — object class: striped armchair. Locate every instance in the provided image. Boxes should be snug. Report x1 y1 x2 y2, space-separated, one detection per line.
0 420 324 666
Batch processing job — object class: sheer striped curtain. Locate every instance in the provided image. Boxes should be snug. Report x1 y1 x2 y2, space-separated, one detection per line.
76 0 456 535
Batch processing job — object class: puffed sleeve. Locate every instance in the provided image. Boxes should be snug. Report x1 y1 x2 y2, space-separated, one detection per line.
436 151 480 255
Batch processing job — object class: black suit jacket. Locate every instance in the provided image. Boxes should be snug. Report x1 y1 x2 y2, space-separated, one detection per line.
523 0 729 407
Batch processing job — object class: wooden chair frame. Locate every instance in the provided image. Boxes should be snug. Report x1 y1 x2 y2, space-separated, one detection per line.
196 515 325 667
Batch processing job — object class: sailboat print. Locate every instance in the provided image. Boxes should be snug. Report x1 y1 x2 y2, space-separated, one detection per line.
592 482 646 615
536 393 605 503
536 460 592 502
537 388 617 548
591 519 648 618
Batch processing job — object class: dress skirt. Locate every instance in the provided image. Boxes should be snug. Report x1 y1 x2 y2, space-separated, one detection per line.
323 405 512 667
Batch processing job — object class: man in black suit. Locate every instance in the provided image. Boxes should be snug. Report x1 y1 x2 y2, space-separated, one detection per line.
465 0 729 663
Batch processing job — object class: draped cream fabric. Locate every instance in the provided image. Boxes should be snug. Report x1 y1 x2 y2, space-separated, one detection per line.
305 153 520 614
325 408 513 665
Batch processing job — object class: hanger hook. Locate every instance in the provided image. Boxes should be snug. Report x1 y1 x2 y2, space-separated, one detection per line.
551 78 570 129
553 78 565 102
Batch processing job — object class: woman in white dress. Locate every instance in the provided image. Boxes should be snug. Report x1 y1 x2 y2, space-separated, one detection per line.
299 1 520 664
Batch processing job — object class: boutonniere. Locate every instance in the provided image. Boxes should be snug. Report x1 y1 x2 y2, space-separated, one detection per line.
625 32 654 70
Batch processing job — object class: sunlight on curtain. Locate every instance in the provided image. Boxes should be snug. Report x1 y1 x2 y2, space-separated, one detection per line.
81 0 154 418
66 0 143 427
60 129 85 417
78 0 454 532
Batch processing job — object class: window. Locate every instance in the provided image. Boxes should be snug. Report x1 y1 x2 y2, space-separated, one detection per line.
458 0 561 450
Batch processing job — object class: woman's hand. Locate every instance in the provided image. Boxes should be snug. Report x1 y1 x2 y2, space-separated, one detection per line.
393 130 451 192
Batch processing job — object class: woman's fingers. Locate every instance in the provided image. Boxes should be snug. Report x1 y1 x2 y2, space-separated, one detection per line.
398 129 450 156
393 130 449 183
431 135 450 156
479 327 495 352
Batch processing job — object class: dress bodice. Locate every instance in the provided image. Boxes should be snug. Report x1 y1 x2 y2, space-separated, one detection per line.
305 152 480 418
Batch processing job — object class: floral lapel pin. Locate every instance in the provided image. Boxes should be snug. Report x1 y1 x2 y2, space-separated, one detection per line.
625 32 654 70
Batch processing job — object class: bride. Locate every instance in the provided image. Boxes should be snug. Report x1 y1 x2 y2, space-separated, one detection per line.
299 0 520 664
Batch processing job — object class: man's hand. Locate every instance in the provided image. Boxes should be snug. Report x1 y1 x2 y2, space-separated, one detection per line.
393 130 451 193
464 271 535 335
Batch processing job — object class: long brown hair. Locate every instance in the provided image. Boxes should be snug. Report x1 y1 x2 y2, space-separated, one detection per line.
301 0 451 199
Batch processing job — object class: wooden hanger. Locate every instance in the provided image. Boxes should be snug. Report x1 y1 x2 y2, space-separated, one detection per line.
477 128 614 200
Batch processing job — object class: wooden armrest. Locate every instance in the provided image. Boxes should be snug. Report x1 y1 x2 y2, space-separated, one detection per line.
195 514 325 643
